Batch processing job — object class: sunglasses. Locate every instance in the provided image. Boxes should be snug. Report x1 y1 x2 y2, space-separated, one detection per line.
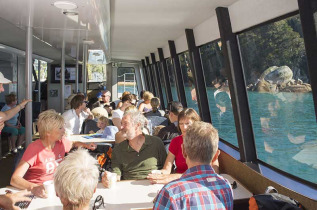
93 195 105 210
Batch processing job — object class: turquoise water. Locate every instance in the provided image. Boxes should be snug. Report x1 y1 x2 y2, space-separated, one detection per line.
119 85 317 183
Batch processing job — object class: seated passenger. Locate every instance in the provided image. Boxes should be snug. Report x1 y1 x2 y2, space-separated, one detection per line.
62 94 94 135
54 149 99 210
138 91 153 113
153 121 233 210
1 93 26 153
144 97 165 117
148 108 220 184
89 116 109 134
156 101 183 141
112 94 133 129
116 91 131 109
102 109 167 187
10 110 96 198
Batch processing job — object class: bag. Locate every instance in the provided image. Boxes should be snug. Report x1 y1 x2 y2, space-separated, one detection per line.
90 144 113 171
249 186 303 210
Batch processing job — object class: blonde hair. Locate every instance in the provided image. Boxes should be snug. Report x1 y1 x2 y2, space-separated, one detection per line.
143 91 154 101
184 121 219 163
98 116 109 126
54 149 99 208
38 110 64 139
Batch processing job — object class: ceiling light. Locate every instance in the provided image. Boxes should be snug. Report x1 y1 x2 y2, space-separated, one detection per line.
53 1 78 10
63 11 78 16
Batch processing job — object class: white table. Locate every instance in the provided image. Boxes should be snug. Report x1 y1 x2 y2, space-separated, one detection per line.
68 135 115 144
0 174 252 210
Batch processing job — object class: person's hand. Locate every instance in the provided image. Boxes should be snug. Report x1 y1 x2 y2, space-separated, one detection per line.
86 143 97 150
19 99 32 109
0 190 32 210
147 173 172 184
89 130 95 134
101 172 109 188
31 185 47 198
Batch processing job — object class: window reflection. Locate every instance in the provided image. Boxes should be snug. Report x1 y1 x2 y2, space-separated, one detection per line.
166 58 178 101
156 63 168 107
238 14 317 183
199 41 238 147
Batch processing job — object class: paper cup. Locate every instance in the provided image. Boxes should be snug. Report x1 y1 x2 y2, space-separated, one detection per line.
151 170 162 175
106 172 117 189
43 180 55 197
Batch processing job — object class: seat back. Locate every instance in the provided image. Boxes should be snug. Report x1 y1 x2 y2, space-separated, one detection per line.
82 119 99 134
146 116 168 135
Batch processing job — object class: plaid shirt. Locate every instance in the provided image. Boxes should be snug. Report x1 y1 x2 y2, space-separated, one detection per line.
153 165 233 210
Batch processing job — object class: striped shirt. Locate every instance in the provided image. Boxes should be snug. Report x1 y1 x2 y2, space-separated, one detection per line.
153 165 233 210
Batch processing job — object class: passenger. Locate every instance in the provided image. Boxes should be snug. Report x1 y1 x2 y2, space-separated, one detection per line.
0 72 31 137
10 110 96 198
148 108 220 184
62 94 94 135
138 91 153 113
112 94 133 129
156 101 183 141
102 109 166 187
144 97 165 117
115 91 131 109
92 90 113 116
0 190 31 210
153 122 233 210
54 149 99 210
89 116 109 134
1 93 26 153
136 90 146 108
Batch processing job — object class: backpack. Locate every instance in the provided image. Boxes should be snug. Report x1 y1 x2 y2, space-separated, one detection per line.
90 144 113 171
249 186 303 210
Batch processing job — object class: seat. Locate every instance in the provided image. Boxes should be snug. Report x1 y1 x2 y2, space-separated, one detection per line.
82 119 99 134
146 116 168 135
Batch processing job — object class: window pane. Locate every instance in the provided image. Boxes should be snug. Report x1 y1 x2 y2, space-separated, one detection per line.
199 41 239 147
179 52 199 113
117 67 137 98
166 58 178 101
157 63 168 107
238 14 317 183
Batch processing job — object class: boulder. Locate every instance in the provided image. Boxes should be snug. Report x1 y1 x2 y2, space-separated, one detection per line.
263 66 293 85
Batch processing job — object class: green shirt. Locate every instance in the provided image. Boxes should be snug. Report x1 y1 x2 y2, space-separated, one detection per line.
112 134 167 180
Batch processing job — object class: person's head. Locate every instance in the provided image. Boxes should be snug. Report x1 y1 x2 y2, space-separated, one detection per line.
120 91 131 100
178 108 200 136
121 109 146 140
54 149 99 209
101 90 111 103
131 94 137 105
139 90 146 99
38 109 65 140
121 94 133 108
5 93 17 106
143 91 154 102
0 72 12 93
167 101 183 123
97 116 109 129
71 94 86 110
150 97 160 112
183 121 219 164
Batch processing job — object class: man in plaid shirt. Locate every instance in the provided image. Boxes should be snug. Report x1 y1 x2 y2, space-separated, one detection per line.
153 121 233 210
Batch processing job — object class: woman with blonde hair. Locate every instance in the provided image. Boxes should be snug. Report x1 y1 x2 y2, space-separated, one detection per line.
138 91 154 113
11 110 96 198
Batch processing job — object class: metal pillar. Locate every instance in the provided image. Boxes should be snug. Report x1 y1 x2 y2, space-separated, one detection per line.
60 40 65 112
37 60 41 102
83 44 88 95
76 40 79 93
151 53 165 109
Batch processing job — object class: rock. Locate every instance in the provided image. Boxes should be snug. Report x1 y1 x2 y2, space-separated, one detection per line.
264 66 293 85
281 84 311 93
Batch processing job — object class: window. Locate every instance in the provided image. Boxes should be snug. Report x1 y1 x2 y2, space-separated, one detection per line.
166 58 178 101
87 64 106 82
238 14 317 183
199 41 238 147
156 62 168 107
179 52 199 113
32 59 48 82
117 67 137 98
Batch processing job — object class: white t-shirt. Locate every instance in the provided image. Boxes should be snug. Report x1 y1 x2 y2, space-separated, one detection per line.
62 109 89 135
112 109 124 120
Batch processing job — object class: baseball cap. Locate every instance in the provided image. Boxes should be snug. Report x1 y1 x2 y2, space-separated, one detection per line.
0 72 12 84
102 126 118 139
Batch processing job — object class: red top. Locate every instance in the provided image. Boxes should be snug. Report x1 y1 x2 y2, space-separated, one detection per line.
22 138 73 184
168 135 187 173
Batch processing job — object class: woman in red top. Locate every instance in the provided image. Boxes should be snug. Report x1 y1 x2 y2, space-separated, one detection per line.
148 108 220 184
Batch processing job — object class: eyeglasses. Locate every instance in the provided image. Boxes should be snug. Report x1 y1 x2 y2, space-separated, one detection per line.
93 195 105 210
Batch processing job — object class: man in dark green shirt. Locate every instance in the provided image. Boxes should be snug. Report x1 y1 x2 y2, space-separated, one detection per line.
102 109 167 186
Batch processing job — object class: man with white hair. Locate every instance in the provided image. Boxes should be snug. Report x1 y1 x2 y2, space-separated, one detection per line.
153 121 233 210
54 149 99 210
102 109 167 187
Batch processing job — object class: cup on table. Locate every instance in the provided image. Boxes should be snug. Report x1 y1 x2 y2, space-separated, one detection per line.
105 171 117 189
43 180 55 197
151 170 162 175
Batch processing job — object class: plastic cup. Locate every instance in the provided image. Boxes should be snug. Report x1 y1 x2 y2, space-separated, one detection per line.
106 172 117 189
151 170 162 175
43 180 55 197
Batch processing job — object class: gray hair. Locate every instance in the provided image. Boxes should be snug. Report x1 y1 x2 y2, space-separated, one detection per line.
54 149 99 207
184 121 219 164
123 109 146 130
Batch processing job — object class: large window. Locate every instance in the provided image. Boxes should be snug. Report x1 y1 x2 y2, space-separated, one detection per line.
238 14 317 183
179 52 199 113
157 62 168 108
166 58 178 101
117 67 137 98
199 41 238 147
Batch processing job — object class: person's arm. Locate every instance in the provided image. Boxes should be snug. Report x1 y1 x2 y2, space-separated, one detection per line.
2 99 32 122
72 141 96 150
112 118 121 130
161 152 175 174
116 101 123 109
83 108 94 120
138 103 145 112
0 190 31 210
10 160 47 198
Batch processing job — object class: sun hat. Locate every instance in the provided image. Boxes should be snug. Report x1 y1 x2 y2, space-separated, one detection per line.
0 72 12 84
102 126 118 139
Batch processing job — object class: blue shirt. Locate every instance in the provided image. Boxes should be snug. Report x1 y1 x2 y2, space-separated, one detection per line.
153 165 233 210
1 104 18 126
